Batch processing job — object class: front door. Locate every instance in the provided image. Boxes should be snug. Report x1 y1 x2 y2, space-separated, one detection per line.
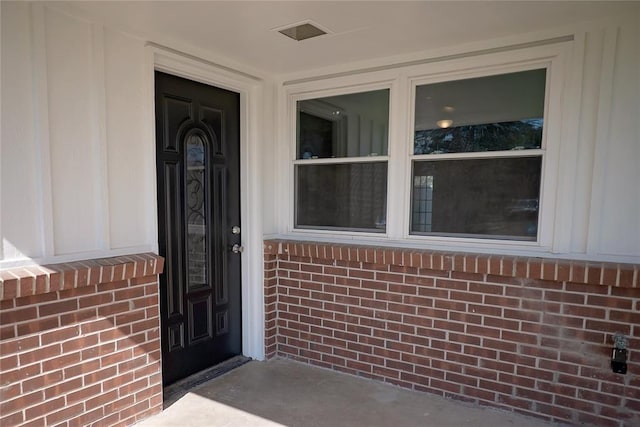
155 71 242 385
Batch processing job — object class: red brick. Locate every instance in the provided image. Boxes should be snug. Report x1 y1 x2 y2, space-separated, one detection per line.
482 338 517 352
483 295 519 308
498 372 535 388
516 387 553 403
79 293 114 308
431 378 462 394
19 344 62 366
468 304 501 317
435 278 468 291
450 271 485 282
0 411 24 426
498 394 533 411
0 299 14 310
562 304 606 318
577 389 621 407
82 342 117 360
618 268 635 287
22 370 64 393
1 278 18 299
40 325 81 345
348 269 374 280
40 350 80 371
565 281 608 294
585 319 631 334
0 383 21 401
17 316 60 336
610 310 640 324
97 301 131 317
45 402 83 425
41 374 80 399
0 390 43 415
0 306 38 324
77 406 106 425
483 317 518 331
24 396 65 421
38 299 78 317
515 366 553 381
62 335 99 353
82 365 119 387
119 399 150 421
554 395 595 413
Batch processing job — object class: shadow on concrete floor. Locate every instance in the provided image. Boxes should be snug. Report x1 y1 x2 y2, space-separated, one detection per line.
137 358 557 427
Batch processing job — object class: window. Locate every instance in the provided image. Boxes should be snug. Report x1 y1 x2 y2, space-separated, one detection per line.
294 89 390 232
286 43 567 249
410 69 547 240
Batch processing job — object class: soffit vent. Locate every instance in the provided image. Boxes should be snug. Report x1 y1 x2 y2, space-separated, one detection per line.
277 22 328 41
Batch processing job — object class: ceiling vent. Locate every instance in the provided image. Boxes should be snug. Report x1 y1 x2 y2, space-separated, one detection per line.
277 21 328 41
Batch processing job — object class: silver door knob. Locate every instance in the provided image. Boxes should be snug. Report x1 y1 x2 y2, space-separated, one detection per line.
231 226 241 234
231 244 244 254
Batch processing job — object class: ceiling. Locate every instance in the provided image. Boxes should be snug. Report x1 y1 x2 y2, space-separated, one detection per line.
51 1 635 77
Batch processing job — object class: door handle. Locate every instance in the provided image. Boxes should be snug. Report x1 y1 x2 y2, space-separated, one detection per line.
231 244 244 254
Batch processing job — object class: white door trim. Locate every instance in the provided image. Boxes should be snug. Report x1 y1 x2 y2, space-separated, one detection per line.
147 46 266 361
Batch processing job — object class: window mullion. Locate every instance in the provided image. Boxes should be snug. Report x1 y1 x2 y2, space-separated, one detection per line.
386 76 410 240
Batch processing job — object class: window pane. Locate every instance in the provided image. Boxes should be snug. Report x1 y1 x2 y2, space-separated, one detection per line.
296 162 387 232
414 69 546 154
185 133 208 289
411 157 542 240
297 89 389 159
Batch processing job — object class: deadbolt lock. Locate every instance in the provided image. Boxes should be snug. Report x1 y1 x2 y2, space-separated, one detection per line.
231 226 241 234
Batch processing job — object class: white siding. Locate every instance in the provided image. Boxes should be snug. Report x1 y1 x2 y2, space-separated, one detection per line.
592 17 640 257
1 2 42 261
104 29 155 250
1 2 638 266
45 7 103 255
0 3 155 266
274 12 640 263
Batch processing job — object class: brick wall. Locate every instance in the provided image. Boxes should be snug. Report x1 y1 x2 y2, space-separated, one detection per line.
264 240 640 426
0 254 164 426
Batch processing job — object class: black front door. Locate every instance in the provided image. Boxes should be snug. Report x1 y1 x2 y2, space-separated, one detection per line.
155 71 242 385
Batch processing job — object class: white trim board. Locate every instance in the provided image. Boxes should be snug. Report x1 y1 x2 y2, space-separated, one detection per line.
149 46 266 361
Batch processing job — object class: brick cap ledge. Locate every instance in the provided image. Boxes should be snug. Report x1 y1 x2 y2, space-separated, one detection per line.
264 239 639 288
0 253 165 301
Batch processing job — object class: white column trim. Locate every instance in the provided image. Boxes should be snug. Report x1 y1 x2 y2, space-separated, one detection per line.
30 3 55 259
90 23 111 252
586 26 620 255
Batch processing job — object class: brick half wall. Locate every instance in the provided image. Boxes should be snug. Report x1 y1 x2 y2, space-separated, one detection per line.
264 240 640 426
0 253 164 426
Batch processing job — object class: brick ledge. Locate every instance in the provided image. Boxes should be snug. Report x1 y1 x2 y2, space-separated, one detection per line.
0 253 164 301
264 240 639 288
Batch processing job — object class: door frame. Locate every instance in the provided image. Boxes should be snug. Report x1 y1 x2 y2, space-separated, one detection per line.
145 45 265 361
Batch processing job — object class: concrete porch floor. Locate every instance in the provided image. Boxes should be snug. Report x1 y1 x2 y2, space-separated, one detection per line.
137 358 556 427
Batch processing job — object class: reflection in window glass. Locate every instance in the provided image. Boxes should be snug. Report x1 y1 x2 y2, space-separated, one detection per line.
297 89 390 159
414 69 546 154
185 133 208 288
411 157 542 240
296 162 387 232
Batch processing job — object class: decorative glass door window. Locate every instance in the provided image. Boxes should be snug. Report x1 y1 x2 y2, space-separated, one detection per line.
295 89 390 232
411 69 546 240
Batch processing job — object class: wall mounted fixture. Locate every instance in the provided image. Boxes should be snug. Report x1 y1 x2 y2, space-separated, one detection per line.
611 333 628 374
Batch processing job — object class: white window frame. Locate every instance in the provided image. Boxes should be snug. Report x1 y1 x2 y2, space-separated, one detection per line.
287 79 398 238
280 41 571 256
398 44 570 253
406 63 552 246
